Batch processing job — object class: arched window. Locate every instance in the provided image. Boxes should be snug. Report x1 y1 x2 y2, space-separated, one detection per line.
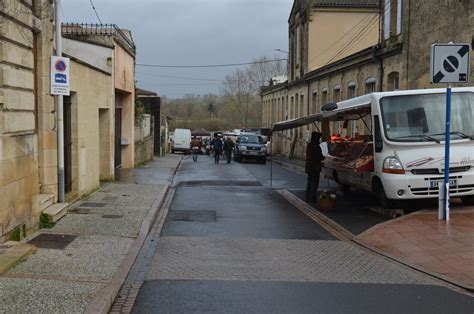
347 81 356 99
321 87 328 106
333 85 341 102
387 72 400 91
365 77 376 93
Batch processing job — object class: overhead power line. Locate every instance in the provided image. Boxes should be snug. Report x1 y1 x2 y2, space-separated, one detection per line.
142 83 220 86
136 71 266 83
89 0 103 24
136 71 222 82
136 58 287 68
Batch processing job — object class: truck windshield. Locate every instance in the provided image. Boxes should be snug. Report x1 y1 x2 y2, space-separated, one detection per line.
240 135 260 144
380 92 473 142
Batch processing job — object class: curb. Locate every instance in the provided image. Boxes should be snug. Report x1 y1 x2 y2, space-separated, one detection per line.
279 188 474 294
110 187 176 313
84 182 170 314
272 158 305 174
276 189 354 240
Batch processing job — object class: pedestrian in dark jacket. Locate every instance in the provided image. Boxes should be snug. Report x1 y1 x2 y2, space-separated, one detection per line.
213 137 223 164
223 137 235 164
305 132 324 203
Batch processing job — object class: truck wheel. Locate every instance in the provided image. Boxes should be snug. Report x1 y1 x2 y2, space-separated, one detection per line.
373 179 394 209
461 195 474 206
261 157 267 164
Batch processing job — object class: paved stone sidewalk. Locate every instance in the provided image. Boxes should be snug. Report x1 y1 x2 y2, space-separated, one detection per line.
0 155 181 313
356 207 474 291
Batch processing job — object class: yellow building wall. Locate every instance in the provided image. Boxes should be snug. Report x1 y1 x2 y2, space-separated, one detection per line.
308 10 379 71
69 60 113 199
114 43 135 169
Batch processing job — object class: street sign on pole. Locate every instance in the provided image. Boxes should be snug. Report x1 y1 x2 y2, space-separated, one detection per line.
430 44 470 84
430 43 470 221
50 56 70 96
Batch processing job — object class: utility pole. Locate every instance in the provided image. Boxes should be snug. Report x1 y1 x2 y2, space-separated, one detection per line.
54 0 65 202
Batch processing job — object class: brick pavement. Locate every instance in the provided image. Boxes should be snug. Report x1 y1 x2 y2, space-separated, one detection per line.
356 207 474 290
146 236 436 285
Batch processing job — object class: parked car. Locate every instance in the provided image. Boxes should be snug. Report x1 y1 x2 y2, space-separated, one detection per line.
171 128 191 154
234 133 267 164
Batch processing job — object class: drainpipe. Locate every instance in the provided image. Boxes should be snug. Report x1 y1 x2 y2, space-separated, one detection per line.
54 0 65 202
377 46 384 92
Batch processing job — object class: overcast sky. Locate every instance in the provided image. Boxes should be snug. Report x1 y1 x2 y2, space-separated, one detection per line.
61 0 292 98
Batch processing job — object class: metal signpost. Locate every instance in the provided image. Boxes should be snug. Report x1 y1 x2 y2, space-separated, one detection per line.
51 0 70 203
430 43 470 221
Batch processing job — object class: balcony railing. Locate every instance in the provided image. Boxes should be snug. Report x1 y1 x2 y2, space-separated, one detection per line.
61 23 135 53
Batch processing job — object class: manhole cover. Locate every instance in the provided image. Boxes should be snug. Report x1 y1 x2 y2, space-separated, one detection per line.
79 202 107 208
101 214 123 219
69 208 91 214
168 210 216 222
28 233 77 249
178 180 261 187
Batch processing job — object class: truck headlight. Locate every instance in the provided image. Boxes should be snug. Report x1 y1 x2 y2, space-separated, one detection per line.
383 157 405 174
260 146 267 152
240 146 247 151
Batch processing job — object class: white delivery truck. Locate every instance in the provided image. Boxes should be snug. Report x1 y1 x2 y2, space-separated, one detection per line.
171 128 191 154
317 87 474 208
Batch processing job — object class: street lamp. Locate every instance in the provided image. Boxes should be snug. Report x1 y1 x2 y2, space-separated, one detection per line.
274 48 289 54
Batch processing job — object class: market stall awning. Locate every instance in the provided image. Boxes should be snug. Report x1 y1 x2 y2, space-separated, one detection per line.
271 113 322 133
191 128 211 136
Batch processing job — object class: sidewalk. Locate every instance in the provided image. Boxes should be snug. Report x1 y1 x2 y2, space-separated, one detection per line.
274 155 474 291
0 154 182 313
356 207 474 291
272 155 305 173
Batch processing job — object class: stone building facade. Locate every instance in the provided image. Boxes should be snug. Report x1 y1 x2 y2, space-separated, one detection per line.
0 0 56 238
62 24 137 172
0 9 137 239
62 37 115 200
262 0 474 159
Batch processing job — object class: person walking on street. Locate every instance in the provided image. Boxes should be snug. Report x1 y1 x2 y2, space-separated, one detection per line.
305 132 324 203
213 137 223 164
223 137 235 164
191 136 201 162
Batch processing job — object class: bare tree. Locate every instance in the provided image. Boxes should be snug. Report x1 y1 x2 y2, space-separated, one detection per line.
221 68 256 127
246 56 287 93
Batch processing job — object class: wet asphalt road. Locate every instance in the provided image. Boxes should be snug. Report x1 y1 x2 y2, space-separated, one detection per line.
131 154 473 313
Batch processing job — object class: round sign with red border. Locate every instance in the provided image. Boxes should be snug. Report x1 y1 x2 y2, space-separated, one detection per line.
55 59 67 72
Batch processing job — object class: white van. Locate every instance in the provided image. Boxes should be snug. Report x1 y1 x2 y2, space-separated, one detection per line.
272 87 474 208
319 87 474 208
171 128 191 154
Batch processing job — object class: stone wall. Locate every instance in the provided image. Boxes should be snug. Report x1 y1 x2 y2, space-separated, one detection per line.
0 0 54 237
134 135 154 166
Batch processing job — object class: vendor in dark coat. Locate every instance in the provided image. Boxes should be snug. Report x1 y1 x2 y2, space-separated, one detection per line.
305 131 324 203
